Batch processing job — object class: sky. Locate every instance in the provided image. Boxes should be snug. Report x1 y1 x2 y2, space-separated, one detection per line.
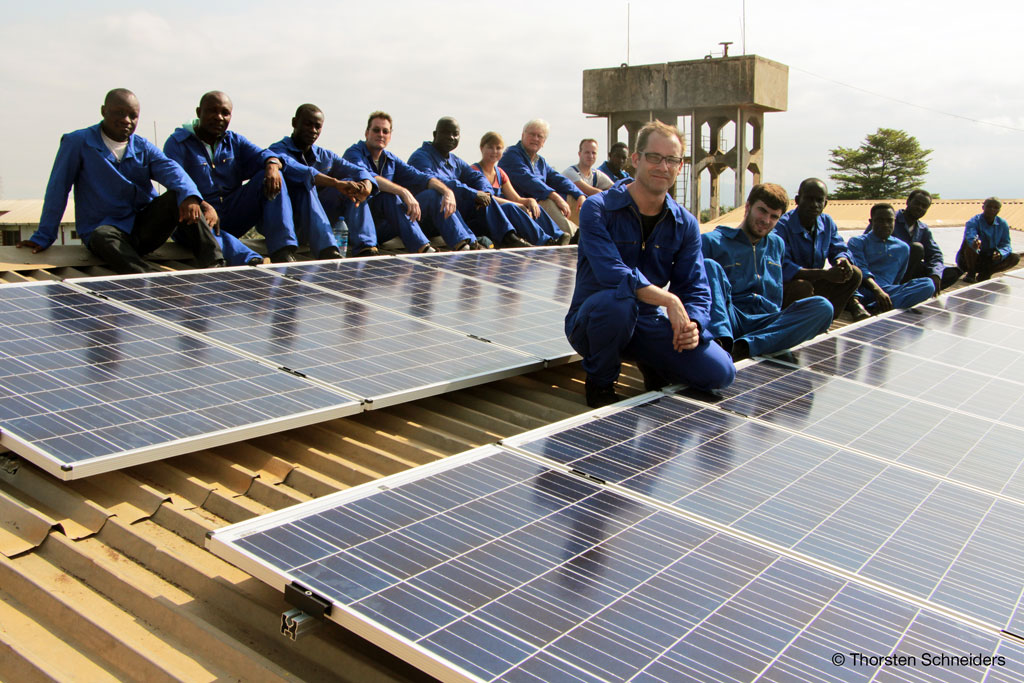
1 0 1021 210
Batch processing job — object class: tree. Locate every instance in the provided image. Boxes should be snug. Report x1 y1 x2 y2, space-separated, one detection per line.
828 128 932 199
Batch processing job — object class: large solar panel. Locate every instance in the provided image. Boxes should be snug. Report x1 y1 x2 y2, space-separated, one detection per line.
0 282 359 479
271 259 575 362
696 361 1024 501
506 244 579 271
209 446 1018 682
504 395 1024 631
401 250 577 305
75 267 541 407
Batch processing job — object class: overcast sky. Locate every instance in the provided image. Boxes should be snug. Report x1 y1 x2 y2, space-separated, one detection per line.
2 0 1020 209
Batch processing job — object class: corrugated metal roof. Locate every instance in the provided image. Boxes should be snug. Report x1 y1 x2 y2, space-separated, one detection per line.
0 199 73 226
702 198 1024 231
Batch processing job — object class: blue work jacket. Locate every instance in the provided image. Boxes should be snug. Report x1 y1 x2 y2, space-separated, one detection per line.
343 141 434 194
847 232 909 287
568 182 711 330
164 124 314 205
498 141 582 201
774 209 854 281
963 213 1012 260
597 161 631 183
33 124 200 247
870 209 945 280
702 226 785 316
269 136 377 192
408 142 492 197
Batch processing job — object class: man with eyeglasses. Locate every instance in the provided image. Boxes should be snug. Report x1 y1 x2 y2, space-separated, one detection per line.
774 178 868 320
499 119 585 239
702 183 834 362
565 120 735 408
344 111 481 252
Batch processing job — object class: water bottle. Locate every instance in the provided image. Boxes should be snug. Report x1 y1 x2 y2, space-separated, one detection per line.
332 217 348 257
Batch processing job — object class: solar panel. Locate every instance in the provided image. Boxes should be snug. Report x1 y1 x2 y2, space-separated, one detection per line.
506 245 578 271
209 446 1015 682
504 395 1024 631
400 250 578 305
696 361 1024 501
75 267 542 407
271 259 575 362
771 334 1024 429
0 282 359 479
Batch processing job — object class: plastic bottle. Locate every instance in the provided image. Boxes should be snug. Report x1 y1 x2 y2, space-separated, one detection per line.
332 217 348 257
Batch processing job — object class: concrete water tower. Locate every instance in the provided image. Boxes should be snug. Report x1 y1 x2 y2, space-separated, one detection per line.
582 54 788 219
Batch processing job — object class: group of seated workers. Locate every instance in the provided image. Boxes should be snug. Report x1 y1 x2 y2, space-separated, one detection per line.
568 118 1019 408
20 89 596 273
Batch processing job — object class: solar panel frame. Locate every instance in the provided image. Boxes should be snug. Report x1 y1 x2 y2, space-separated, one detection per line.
72 265 546 409
208 444 1020 683
266 258 576 363
0 280 360 480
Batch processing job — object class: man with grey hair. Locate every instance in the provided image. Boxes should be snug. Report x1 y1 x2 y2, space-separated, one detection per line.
499 119 585 237
956 197 1020 281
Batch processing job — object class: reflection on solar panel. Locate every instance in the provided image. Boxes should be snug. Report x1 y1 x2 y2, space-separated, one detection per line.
402 250 577 305
508 245 578 271
505 395 1024 630
273 259 575 361
77 268 539 407
775 334 1024 428
0 282 358 479
209 446 1016 682
701 361 1024 501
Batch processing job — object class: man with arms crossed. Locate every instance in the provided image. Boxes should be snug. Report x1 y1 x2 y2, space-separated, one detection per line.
20 88 224 273
269 104 377 257
566 121 735 408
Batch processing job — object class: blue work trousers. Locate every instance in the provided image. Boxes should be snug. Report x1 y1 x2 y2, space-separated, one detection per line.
860 278 934 311
369 194 432 252
705 259 833 357
214 169 297 256
565 289 735 391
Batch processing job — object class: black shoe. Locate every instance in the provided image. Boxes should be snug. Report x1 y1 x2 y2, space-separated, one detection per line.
270 247 298 263
501 232 531 249
846 298 871 321
637 363 668 392
246 256 263 266
454 238 473 251
555 232 572 246
731 339 750 362
209 258 227 268
418 244 437 254
963 273 977 284
468 241 485 250
353 246 380 258
318 246 342 260
585 377 621 408
569 230 580 245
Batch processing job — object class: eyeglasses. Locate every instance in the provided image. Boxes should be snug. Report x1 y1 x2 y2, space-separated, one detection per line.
642 152 683 167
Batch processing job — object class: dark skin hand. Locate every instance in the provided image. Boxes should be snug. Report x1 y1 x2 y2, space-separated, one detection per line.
313 176 372 205
475 191 492 208
867 279 893 312
264 161 282 199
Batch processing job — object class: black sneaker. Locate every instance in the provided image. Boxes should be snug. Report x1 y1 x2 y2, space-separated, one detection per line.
270 246 298 263
353 246 380 257
246 256 264 266
636 363 668 392
555 232 572 246
318 246 342 260
585 377 620 408
846 298 871 321
501 232 531 249
418 244 438 254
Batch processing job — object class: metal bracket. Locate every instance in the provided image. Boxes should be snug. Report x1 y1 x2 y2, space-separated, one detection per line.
284 582 331 619
281 608 320 640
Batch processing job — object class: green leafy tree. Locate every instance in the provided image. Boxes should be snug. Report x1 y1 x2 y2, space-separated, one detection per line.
828 128 932 199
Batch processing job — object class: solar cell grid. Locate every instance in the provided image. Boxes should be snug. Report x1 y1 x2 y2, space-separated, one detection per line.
0 282 357 478
702 361 1024 501
506 245 578 270
401 250 577 305
505 395 1024 630
209 447 1015 683
273 259 574 361
77 268 540 405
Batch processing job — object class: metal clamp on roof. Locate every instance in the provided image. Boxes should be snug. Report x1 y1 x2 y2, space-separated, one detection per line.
281 608 320 641
284 582 332 620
